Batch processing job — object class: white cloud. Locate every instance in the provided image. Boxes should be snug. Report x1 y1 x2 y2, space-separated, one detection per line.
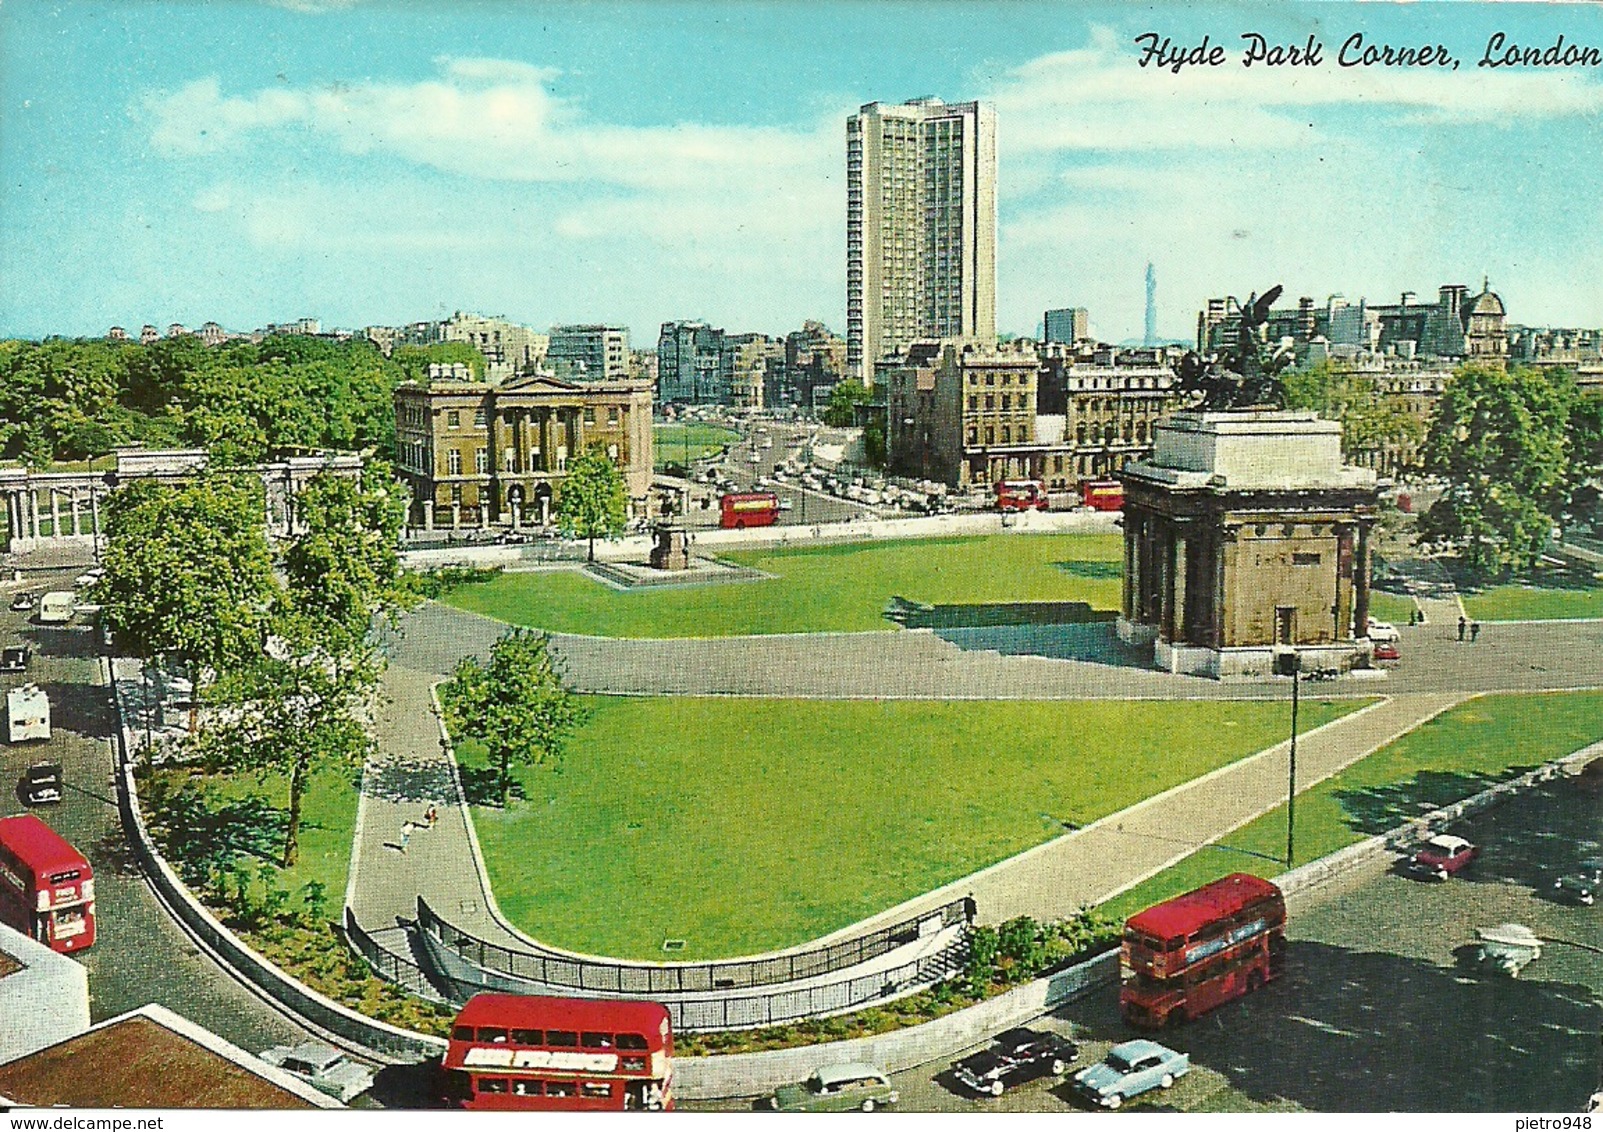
141 58 835 194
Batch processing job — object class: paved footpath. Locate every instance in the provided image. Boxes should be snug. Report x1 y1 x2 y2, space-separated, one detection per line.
355 618 1469 956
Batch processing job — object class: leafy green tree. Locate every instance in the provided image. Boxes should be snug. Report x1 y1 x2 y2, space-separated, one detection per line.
195 605 379 866
1417 363 1573 577
281 462 413 656
1565 387 1603 522
821 378 872 427
99 473 278 707
1283 361 1423 471
555 445 629 562
439 629 586 808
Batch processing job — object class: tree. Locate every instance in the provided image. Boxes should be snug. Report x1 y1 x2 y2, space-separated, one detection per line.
1416 363 1573 578
99 473 278 709
821 378 872 427
555 445 628 562
439 629 586 807
1283 361 1423 471
280 462 413 657
1564 386 1603 522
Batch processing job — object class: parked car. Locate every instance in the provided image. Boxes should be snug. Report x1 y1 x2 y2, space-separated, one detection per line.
259 1041 374 1103
73 567 105 589
8 591 35 613
19 761 63 805
1475 922 1542 977
769 1063 899 1112
1070 1039 1190 1109
1363 618 1401 643
953 1027 1079 1097
1372 641 1401 662
1404 833 1478 881
1554 856 1603 905
1 645 29 673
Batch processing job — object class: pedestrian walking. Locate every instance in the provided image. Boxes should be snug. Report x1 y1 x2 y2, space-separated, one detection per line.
398 822 412 853
1470 620 1481 643
1457 615 1467 642
424 804 439 829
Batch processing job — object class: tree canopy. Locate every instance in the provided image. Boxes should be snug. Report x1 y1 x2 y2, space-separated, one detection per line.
555 445 629 562
1282 361 1424 471
99 473 278 685
1417 362 1573 577
439 629 586 808
0 333 475 467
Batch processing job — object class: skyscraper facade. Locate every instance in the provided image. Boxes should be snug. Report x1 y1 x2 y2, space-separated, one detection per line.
846 97 997 382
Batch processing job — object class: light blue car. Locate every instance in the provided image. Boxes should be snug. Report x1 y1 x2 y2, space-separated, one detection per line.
1070 1039 1189 1109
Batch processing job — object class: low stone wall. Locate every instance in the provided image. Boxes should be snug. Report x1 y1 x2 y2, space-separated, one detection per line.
105 658 446 1065
402 510 1119 570
673 951 1119 1099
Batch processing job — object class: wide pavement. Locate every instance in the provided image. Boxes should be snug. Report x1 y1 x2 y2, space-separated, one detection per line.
384 599 1603 702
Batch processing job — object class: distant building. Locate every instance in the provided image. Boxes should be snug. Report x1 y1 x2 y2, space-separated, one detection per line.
166 323 189 338
785 320 848 411
0 1003 338 1108
393 364 654 530
139 324 160 344
657 321 732 404
198 321 229 347
548 324 629 382
847 97 997 381
885 339 1182 491
1043 308 1089 346
1198 282 1508 365
106 326 127 341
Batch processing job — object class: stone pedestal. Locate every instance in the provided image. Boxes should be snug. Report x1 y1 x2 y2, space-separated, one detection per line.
649 525 691 571
1118 411 1379 680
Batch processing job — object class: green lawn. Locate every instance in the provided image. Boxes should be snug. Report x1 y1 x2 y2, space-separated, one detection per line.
443 534 1125 637
1098 690 1603 924
1460 581 1603 622
1367 589 1417 625
145 762 360 909
461 695 1361 960
654 421 741 469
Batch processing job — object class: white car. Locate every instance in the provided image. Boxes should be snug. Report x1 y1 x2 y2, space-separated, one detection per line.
260 1041 374 1103
1363 618 1400 643
74 567 105 589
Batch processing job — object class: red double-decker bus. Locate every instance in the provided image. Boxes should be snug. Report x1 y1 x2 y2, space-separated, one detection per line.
720 491 779 529
0 814 96 953
441 994 673 1111
1120 874 1284 1029
1081 479 1125 512
995 480 1048 512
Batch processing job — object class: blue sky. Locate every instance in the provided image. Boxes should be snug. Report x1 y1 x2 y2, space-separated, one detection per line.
2 1 1601 343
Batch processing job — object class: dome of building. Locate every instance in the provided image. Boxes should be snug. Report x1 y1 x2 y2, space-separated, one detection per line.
1467 289 1505 317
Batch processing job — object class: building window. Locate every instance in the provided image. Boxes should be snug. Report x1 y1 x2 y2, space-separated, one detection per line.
1001 425 1011 443
1293 552 1322 566
608 407 619 426
447 449 462 475
474 408 486 428
584 408 596 425
447 410 461 429
984 394 993 409
504 449 515 472
985 427 994 445
968 395 977 410
1001 394 1011 410
475 448 488 475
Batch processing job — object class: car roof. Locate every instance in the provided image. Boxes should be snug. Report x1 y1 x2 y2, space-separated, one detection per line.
282 1041 344 1067
1108 1039 1171 1061
813 1063 887 1085
1422 834 1472 851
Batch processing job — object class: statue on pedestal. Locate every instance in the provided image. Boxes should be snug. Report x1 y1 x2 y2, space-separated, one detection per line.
1174 284 1296 411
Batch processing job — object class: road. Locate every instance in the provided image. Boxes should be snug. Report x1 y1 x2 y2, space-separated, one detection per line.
0 573 323 1059
698 420 881 528
688 773 1603 1112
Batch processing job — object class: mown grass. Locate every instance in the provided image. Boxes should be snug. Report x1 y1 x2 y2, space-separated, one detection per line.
1097 690 1603 924
462 694 1359 960
442 533 1125 637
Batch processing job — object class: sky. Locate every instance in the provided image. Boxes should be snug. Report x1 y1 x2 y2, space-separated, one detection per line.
2 0 1601 344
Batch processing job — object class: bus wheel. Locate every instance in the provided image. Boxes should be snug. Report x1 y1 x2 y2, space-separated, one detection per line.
1160 1074 1175 1090
1248 970 1265 992
734 519 745 529
1105 1093 1123 1109
1050 1059 1066 1076
860 1098 876 1113
989 1080 1005 1097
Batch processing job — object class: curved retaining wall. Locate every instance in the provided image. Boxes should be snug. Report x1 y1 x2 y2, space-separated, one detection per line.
106 658 446 1065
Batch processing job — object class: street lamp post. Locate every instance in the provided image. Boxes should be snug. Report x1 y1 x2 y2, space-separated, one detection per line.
1277 649 1302 866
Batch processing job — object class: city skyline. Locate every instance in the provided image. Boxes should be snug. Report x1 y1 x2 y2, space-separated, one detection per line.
2 1 1602 343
